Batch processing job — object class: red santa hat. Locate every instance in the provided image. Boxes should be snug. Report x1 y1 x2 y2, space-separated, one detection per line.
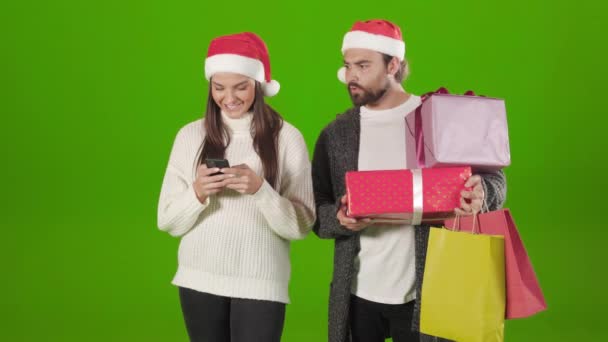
204 32 280 97
338 19 406 83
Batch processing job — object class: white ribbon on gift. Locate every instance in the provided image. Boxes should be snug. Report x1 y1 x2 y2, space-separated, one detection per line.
412 169 424 225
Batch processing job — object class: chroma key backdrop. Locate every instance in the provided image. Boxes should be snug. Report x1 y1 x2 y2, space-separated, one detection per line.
1 0 605 341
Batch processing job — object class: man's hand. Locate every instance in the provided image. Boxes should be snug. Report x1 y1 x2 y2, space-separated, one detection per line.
337 194 373 231
455 175 485 216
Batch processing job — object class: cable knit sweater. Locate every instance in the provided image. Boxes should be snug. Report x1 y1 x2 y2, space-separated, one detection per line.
157 112 316 304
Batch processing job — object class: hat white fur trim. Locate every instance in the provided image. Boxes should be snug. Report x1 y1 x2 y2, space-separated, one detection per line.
205 54 279 96
341 30 405 60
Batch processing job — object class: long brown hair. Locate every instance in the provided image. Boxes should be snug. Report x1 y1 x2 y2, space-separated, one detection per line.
196 81 283 189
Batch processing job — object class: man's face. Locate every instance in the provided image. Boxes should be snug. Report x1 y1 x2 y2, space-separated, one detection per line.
343 48 390 106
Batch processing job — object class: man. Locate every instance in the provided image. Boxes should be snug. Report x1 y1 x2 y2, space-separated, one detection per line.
311 19 507 342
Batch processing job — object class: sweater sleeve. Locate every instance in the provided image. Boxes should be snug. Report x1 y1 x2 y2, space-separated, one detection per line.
157 126 210 237
311 128 358 239
251 128 316 241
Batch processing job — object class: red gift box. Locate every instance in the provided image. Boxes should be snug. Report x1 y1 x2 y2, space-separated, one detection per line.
345 166 472 224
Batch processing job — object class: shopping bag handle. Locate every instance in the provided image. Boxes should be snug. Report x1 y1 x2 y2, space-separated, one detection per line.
449 212 480 234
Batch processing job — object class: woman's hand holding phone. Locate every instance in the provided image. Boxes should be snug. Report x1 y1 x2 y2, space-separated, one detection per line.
192 164 235 203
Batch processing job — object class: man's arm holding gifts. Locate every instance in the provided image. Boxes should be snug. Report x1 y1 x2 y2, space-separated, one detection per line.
456 170 507 215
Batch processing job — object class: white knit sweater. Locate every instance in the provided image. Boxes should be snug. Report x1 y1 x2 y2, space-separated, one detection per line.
157 112 315 303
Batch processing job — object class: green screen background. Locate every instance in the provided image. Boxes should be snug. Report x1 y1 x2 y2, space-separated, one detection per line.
2 0 606 340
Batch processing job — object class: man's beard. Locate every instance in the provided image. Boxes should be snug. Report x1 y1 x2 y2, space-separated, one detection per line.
348 79 390 106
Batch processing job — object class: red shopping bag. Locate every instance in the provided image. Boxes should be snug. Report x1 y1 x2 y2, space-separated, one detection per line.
445 209 547 319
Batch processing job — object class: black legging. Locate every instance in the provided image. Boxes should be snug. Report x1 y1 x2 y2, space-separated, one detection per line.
350 295 420 342
178 287 286 342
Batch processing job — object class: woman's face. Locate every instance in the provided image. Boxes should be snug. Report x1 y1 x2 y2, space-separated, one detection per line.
211 72 256 119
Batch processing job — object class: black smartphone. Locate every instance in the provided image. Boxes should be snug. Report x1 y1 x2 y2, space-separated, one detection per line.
205 158 230 176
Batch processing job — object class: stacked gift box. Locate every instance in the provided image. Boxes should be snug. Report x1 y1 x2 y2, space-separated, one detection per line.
345 87 511 223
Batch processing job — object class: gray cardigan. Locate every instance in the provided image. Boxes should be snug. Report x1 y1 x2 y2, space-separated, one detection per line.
311 107 507 342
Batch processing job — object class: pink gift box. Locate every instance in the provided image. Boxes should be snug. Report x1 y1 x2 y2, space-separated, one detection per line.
405 88 511 171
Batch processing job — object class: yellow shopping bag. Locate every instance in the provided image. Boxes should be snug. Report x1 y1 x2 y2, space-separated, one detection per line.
420 220 506 342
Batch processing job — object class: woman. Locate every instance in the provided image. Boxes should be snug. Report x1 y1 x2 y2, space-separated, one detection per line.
157 32 315 342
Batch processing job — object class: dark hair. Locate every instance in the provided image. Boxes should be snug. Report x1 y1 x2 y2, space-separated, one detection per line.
382 54 409 83
196 81 283 188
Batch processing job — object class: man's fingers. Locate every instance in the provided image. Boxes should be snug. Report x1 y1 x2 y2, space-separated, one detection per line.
344 221 371 231
357 219 372 228
465 174 481 187
338 215 357 225
473 186 484 197
344 222 363 230
457 197 483 214
454 208 470 216
338 213 372 230
465 175 482 188
341 195 348 205
471 199 483 213
459 197 472 212
336 205 346 217
462 190 484 202
337 208 356 224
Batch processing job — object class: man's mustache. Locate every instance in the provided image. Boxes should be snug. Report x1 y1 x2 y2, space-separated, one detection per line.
348 82 363 90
